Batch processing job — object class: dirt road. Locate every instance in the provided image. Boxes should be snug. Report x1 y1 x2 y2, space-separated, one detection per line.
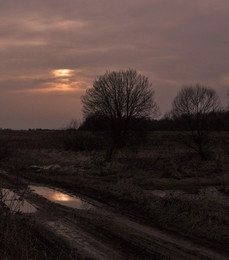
1 172 228 260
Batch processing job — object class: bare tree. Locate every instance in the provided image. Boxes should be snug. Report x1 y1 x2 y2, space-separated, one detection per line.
65 119 79 130
171 84 221 159
81 69 159 158
81 69 158 120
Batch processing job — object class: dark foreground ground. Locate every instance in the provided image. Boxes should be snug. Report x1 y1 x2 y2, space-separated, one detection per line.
0 130 229 259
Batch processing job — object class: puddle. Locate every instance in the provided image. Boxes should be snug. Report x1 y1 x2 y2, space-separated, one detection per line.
151 190 185 198
29 186 94 210
151 190 167 198
31 164 62 172
1 188 37 213
151 188 229 206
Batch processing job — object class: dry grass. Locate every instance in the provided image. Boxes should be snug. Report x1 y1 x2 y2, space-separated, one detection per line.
0 130 229 256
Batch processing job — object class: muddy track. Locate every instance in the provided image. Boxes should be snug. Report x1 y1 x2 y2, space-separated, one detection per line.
0 172 228 260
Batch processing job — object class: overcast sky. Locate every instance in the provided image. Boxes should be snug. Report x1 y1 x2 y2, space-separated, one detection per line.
0 0 228 129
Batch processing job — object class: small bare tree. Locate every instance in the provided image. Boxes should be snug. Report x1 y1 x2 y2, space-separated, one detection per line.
65 119 78 130
171 84 221 159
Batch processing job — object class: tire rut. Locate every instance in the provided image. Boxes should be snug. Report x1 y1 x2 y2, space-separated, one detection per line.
1 174 228 260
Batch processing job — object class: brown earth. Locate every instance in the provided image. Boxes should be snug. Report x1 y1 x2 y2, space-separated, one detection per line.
1 171 228 260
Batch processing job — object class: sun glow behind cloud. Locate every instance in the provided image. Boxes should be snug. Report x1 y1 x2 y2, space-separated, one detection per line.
20 69 89 93
8 68 90 94
53 69 74 78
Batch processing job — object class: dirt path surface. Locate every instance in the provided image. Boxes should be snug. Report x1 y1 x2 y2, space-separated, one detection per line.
1 172 228 260
46 220 122 260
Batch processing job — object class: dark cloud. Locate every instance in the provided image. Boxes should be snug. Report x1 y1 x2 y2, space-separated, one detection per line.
0 0 228 128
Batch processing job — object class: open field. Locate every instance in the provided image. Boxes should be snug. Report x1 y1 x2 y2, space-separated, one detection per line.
0 130 229 259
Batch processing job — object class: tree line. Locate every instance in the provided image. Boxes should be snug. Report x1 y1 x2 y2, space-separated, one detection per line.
80 69 228 131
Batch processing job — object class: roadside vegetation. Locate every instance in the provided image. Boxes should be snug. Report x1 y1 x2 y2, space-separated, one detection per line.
0 208 78 259
0 129 229 258
0 180 79 259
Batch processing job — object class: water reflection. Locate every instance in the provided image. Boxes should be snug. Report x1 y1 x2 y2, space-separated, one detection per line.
52 193 73 201
29 186 94 210
1 188 37 213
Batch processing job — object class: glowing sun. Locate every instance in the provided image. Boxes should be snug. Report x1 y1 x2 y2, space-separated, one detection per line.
53 69 73 77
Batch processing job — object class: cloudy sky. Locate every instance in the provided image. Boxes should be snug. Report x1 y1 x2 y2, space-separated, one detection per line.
0 0 229 129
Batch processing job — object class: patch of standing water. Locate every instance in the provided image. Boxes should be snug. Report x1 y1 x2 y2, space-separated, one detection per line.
29 185 94 210
1 188 37 213
151 190 167 198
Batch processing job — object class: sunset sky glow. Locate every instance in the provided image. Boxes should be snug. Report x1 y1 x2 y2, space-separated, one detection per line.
0 0 229 129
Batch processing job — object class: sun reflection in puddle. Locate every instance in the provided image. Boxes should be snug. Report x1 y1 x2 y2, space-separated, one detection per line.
29 186 94 210
52 192 74 201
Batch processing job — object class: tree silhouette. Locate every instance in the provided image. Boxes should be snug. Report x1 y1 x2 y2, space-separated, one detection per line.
81 69 158 120
171 84 220 159
81 69 159 158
